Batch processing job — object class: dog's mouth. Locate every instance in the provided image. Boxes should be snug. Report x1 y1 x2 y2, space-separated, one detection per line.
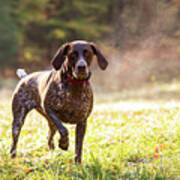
72 69 90 81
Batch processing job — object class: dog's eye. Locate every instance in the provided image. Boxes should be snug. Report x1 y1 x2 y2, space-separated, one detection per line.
83 50 90 59
69 52 78 61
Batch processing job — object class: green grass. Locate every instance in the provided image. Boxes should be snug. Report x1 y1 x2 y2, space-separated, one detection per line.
0 96 180 179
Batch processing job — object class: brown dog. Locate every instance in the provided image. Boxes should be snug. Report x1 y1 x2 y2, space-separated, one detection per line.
10 40 108 164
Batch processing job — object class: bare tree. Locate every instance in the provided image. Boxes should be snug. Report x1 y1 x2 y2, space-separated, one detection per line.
110 0 125 49
138 0 155 37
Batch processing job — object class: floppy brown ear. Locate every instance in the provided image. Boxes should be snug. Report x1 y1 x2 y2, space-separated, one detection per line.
51 43 70 70
90 43 108 70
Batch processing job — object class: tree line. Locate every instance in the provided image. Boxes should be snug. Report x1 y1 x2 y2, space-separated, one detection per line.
0 0 179 68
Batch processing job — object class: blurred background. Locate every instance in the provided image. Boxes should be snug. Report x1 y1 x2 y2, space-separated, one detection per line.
0 0 180 100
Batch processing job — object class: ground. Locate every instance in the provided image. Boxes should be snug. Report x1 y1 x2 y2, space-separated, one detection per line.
0 83 180 179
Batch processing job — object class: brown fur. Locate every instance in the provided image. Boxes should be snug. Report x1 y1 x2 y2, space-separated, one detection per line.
10 40 108 164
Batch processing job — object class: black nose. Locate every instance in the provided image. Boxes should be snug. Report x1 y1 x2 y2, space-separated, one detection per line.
78 65 86 72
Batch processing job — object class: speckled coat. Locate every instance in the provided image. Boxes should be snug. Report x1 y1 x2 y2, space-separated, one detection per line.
10 40 108 164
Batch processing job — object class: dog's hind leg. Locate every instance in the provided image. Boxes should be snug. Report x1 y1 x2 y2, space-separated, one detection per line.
10 106 29 158
47 121 57 150
36 109 57 150
10 92 36 158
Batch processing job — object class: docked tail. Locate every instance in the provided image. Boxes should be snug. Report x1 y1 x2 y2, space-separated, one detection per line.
16 69 27 79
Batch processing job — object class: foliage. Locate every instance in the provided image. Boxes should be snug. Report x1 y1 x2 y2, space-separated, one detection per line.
0 94 180 179
0 0 19 65
10 0 110 63
1 0 179 67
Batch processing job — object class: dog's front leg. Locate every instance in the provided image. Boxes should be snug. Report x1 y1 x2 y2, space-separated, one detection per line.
75 121 87 164
45 109 69 150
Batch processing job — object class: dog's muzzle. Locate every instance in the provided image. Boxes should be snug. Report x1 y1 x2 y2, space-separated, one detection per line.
74 58 89 80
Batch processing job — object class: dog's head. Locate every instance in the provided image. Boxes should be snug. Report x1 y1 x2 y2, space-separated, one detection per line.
51 40 108 80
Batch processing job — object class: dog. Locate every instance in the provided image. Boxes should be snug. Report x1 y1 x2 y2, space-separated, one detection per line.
10 40 108 164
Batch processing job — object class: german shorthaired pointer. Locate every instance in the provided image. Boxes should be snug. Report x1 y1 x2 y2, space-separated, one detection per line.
10 40 108 164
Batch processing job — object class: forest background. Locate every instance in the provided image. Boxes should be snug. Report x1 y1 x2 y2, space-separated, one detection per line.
0 0 180 92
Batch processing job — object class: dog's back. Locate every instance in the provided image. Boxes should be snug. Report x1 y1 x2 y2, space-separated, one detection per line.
12 70 54 112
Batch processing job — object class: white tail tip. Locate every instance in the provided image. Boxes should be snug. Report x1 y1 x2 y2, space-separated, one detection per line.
16 69 27 79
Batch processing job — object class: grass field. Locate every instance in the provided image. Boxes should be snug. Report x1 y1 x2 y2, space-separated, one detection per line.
0 87 180 179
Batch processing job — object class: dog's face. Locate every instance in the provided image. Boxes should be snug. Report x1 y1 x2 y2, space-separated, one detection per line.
51 40 108 80
67 41 94 80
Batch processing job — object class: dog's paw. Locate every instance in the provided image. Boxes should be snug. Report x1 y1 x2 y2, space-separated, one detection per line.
48 142 55 150
59 137 69 151
75 158 81 164
11 152 16 159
